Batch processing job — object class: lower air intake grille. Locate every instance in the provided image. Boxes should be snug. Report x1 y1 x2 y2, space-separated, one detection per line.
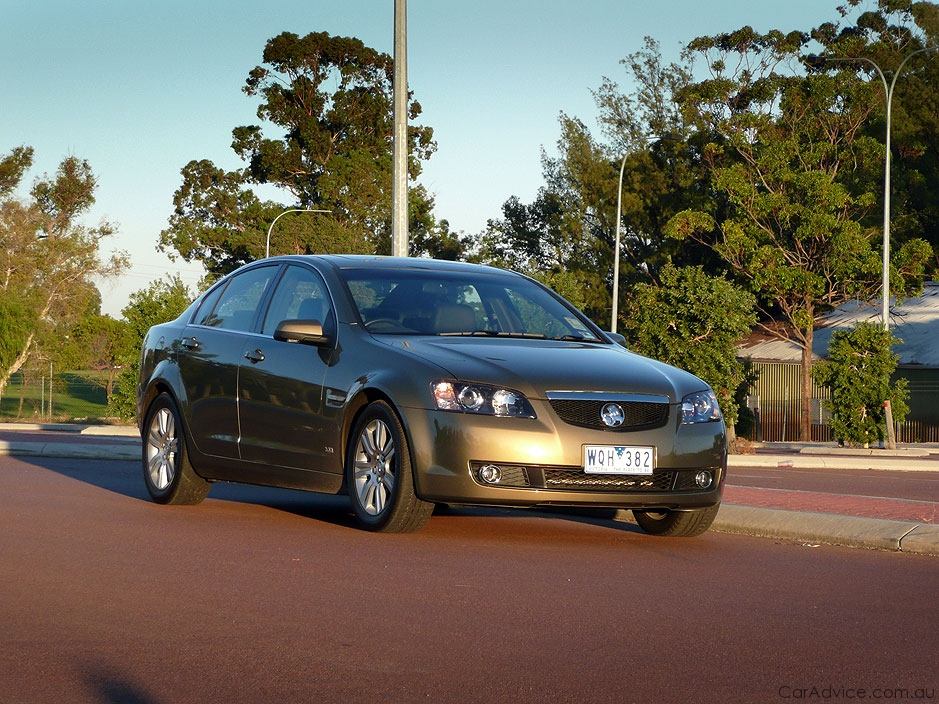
470 464 716 493
544 469 676 491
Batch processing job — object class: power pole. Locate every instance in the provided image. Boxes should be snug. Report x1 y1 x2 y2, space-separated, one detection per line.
391 0 408 257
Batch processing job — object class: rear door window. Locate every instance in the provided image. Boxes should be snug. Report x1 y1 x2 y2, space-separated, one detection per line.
195 266 279 332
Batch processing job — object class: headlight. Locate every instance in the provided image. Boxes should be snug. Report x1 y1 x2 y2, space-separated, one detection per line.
432 381 536 418
681 390 722 424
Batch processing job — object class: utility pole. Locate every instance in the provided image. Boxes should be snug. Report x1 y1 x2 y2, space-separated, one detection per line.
391 0 408 257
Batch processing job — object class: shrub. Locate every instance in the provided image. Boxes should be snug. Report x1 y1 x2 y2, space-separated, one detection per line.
812 321 908 447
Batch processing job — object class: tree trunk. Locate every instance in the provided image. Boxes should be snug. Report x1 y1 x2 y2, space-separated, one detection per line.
0 331 35 403
799 326 814 441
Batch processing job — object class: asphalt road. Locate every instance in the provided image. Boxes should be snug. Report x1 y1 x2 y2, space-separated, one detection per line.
1 455 937 703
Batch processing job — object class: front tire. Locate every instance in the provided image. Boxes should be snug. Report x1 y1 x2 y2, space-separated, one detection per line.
633 503 720 537
142 393 210 505
346 401 433 533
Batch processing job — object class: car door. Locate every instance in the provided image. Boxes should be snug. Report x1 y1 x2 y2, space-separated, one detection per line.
237 263 338 473
176 264 280 460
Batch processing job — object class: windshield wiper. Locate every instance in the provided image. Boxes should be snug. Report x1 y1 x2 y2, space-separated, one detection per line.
552 334 604 343
437 330 547 339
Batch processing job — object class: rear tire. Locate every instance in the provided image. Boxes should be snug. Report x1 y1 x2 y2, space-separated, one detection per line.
142 393 210 505
633 503 720 537
346 401 433 533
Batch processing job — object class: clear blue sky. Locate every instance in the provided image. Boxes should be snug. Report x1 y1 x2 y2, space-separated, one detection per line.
2 0 840 316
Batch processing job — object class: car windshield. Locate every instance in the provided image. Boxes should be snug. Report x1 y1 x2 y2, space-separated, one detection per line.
339 267 601 340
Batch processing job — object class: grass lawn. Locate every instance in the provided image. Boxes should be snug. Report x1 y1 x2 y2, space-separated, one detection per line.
1 371 111 422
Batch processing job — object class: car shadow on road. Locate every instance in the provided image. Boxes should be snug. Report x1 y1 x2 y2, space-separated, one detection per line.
29 455 649 536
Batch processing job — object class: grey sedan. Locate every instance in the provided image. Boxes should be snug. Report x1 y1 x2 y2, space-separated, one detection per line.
137 256 726 535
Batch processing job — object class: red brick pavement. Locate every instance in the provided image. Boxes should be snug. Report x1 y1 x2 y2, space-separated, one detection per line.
724 485 939 524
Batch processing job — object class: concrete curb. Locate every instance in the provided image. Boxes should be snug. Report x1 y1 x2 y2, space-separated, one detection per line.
0 440 139 460
727 454 939 472
712 504 939 557
0 423 139 437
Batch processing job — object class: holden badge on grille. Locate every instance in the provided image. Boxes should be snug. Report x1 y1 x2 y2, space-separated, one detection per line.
600 403 625 428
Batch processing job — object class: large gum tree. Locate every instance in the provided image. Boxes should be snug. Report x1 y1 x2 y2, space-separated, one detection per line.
160 31 438 278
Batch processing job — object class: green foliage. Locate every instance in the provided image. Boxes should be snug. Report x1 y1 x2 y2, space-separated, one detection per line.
814 1 939 267
160 31 440 277
0 292 31 373
672 32 890 324
409 219 472 261
60 314 127 402
621 264 757 426
812 321 909 446
159 160 268 277
108 276 195 421
0 146 33 195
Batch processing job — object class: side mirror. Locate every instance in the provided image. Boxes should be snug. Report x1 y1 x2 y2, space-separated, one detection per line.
274 319 330 346
606 331 628 348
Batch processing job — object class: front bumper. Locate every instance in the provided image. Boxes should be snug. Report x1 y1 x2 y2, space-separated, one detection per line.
402 402 727 510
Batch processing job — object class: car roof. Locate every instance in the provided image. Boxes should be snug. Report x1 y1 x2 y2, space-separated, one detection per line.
266 254 517 277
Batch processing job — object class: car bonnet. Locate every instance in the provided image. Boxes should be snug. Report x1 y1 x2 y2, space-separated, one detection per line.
383 336 705 402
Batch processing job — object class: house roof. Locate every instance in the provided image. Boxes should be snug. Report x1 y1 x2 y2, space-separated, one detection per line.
737 282 939 367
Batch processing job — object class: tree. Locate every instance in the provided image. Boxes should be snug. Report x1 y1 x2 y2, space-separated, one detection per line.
667 16 932 440
0 148 127 403
109 275 195 420
159 31 438 278
812 321 909 446
621 263 757 441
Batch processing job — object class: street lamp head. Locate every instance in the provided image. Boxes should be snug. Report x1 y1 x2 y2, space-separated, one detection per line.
264 208 333 259
805 54 828 69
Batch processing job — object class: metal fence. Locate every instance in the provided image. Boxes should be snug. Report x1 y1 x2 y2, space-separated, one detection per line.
745 361 939 443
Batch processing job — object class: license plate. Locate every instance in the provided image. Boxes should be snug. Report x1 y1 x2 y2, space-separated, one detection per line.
583 445 655 474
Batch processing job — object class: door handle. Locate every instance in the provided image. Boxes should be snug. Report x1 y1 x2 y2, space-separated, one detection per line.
180 337 199 350
244 349 265 363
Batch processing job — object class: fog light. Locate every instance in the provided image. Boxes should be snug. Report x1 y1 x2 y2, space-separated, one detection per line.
695 470 713 489
478 464 503 484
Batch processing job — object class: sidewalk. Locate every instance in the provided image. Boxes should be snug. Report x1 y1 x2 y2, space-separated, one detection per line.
2 423 938 556
714 442 939 557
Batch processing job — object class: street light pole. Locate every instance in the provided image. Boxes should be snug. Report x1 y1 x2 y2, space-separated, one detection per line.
810 47 937 329
265 209 332 258
391 0 408 257
611 135 677 333
611 153 628 334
